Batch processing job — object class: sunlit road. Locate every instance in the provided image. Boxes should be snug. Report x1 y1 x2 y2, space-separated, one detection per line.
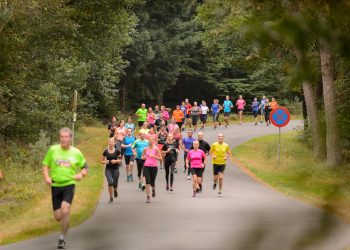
2 120 350 250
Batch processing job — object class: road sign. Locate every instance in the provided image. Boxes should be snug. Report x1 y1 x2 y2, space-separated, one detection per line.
270 107 290 128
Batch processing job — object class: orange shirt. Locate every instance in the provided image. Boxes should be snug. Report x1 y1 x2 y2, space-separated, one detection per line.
270 101 278 110
173 110 185 123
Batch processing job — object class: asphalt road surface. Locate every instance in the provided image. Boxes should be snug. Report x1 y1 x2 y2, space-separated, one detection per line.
2 120 350 250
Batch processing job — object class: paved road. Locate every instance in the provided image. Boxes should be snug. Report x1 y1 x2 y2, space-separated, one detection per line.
2 120 350 250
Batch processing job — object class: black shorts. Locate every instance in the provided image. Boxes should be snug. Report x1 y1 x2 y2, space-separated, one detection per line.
253 111 259 118
200 114 207 123
213 164 226 175
51 184 75 211
138 121 144 128
186 114 191 119
105 168 119 188
191 168 204 177
143 167 158 186
238 109 244 113
124 155 135 165
192 115 199 125
176 122 183 128
224 112 230 117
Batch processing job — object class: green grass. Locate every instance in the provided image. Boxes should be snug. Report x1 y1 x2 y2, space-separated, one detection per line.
233 132 350 223
0 125 107 245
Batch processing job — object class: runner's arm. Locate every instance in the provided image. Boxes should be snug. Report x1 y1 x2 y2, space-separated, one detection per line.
42 166 52 185
100 155 109 164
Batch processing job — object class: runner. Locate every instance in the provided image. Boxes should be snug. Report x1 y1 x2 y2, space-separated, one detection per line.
181 129 196 180
180 101 187 131
172 105 185 130
186 140 206 197
156 125 168 169
141 136 162 203
162 133 178 191
236 95 246 125
211 99 221 130
132 132 149 190
160 105 170 125
42 127 88 249
270 97 279 110
167 118 179 134
199 100 209 130
147 107 156 128
114 120 127 163
122 128 136 182
209 133 233 197
185 98 192 128
139 121 150 136
223 95 234 128
156 119 168 132
259 95 267 124
154 105 161 129
107 116 117 138
125 117 136 136
101 138 122 203
145 126 157 144
192 131 211 193
136 103 147 128
191 101 200 131
264 98 272 126
252 97 260 126
172 126 182 174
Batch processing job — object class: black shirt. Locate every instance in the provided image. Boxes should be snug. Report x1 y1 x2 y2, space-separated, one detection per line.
162 142 177 162
108 122 117 138
103 148 121 170
191 139 211 154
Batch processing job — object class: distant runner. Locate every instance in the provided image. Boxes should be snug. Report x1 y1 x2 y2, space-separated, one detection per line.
162 133 178 191
236 95 246 125
223 95 234 128
122 128 136 182
132 132 149 190
211 99 221 130
259 95 267 124
252 97 260 126
182 129 196 180
191 101 200 131
136 104 147 128
199 100 209 130
107 116 117 138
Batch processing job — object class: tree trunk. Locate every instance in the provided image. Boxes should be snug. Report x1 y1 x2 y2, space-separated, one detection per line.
157 91 163 105
302 81 325 159
319 40 342 166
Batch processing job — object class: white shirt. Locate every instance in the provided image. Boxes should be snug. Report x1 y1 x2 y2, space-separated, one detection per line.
200 105 209 115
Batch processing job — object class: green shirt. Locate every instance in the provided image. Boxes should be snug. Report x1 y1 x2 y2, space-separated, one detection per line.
136 108 147 122
43 144 86 187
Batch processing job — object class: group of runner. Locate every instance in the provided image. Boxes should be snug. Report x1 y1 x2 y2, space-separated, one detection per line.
41 94 276 249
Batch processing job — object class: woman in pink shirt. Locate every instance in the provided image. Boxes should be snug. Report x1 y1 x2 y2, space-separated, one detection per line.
114 120 127 155
142 135 162 203
186 140 206 197
147 107 156 128
236 95 246 125
160 105 170 125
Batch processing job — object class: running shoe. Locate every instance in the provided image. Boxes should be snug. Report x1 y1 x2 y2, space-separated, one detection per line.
166 185 169 191
218 192 222 197
130 174 134 182
199 185 203 193
225 125 228 128
214 126 217 130
142 185 146 191
192 191 196 197
146 196 150 203
138 182 142 189
196 187 200 193
255 122 257 126
152 189 156 198
113 189 118 198
260 121 263 123
174 168 178 174
213 182 217 190
58 239 66 249
127 175 130 182
170 186 173 191
219 122 221 126
187 175 191 180
109 197 113 203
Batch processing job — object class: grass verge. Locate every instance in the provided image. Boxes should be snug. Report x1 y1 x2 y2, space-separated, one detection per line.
233 131 350 223
0 125 107 245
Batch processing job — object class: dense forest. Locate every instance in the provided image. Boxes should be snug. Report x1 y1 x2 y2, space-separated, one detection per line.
1 0 350 166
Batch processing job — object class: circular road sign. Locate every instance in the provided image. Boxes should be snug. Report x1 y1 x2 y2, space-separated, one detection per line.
270 107 290 128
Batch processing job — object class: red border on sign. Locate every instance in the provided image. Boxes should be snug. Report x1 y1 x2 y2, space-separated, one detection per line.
270 107 290 128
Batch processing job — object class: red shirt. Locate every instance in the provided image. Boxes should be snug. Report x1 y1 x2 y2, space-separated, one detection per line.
186 104 192 115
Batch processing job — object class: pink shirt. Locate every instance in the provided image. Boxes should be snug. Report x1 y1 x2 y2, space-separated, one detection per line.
236 99 246 110
187 149 206 168
144 148 158 167
115 127 126 141
145 133 157 146
147 113 156 125
168 123 178 133
162 111 170 121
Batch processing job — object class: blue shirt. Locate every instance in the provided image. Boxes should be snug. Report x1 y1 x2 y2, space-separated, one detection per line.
211 104 220 114
123 136 136 156
132 139 149 159
223 100 233 113
182 137 196 150
252 101 259 112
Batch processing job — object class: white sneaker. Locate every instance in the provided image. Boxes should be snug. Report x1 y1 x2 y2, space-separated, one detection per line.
187 175 191 180
218 192 222 197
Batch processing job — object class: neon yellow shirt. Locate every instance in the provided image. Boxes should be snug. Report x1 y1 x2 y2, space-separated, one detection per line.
210 142 231 165
136 108 147 122
43 145 86 187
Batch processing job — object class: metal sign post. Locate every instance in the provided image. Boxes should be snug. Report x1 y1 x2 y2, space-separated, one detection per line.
270 107 291 165
72 90 78 146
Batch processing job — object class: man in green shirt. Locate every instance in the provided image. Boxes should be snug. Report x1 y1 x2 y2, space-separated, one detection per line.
43 127 88 249
136 103 147 128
